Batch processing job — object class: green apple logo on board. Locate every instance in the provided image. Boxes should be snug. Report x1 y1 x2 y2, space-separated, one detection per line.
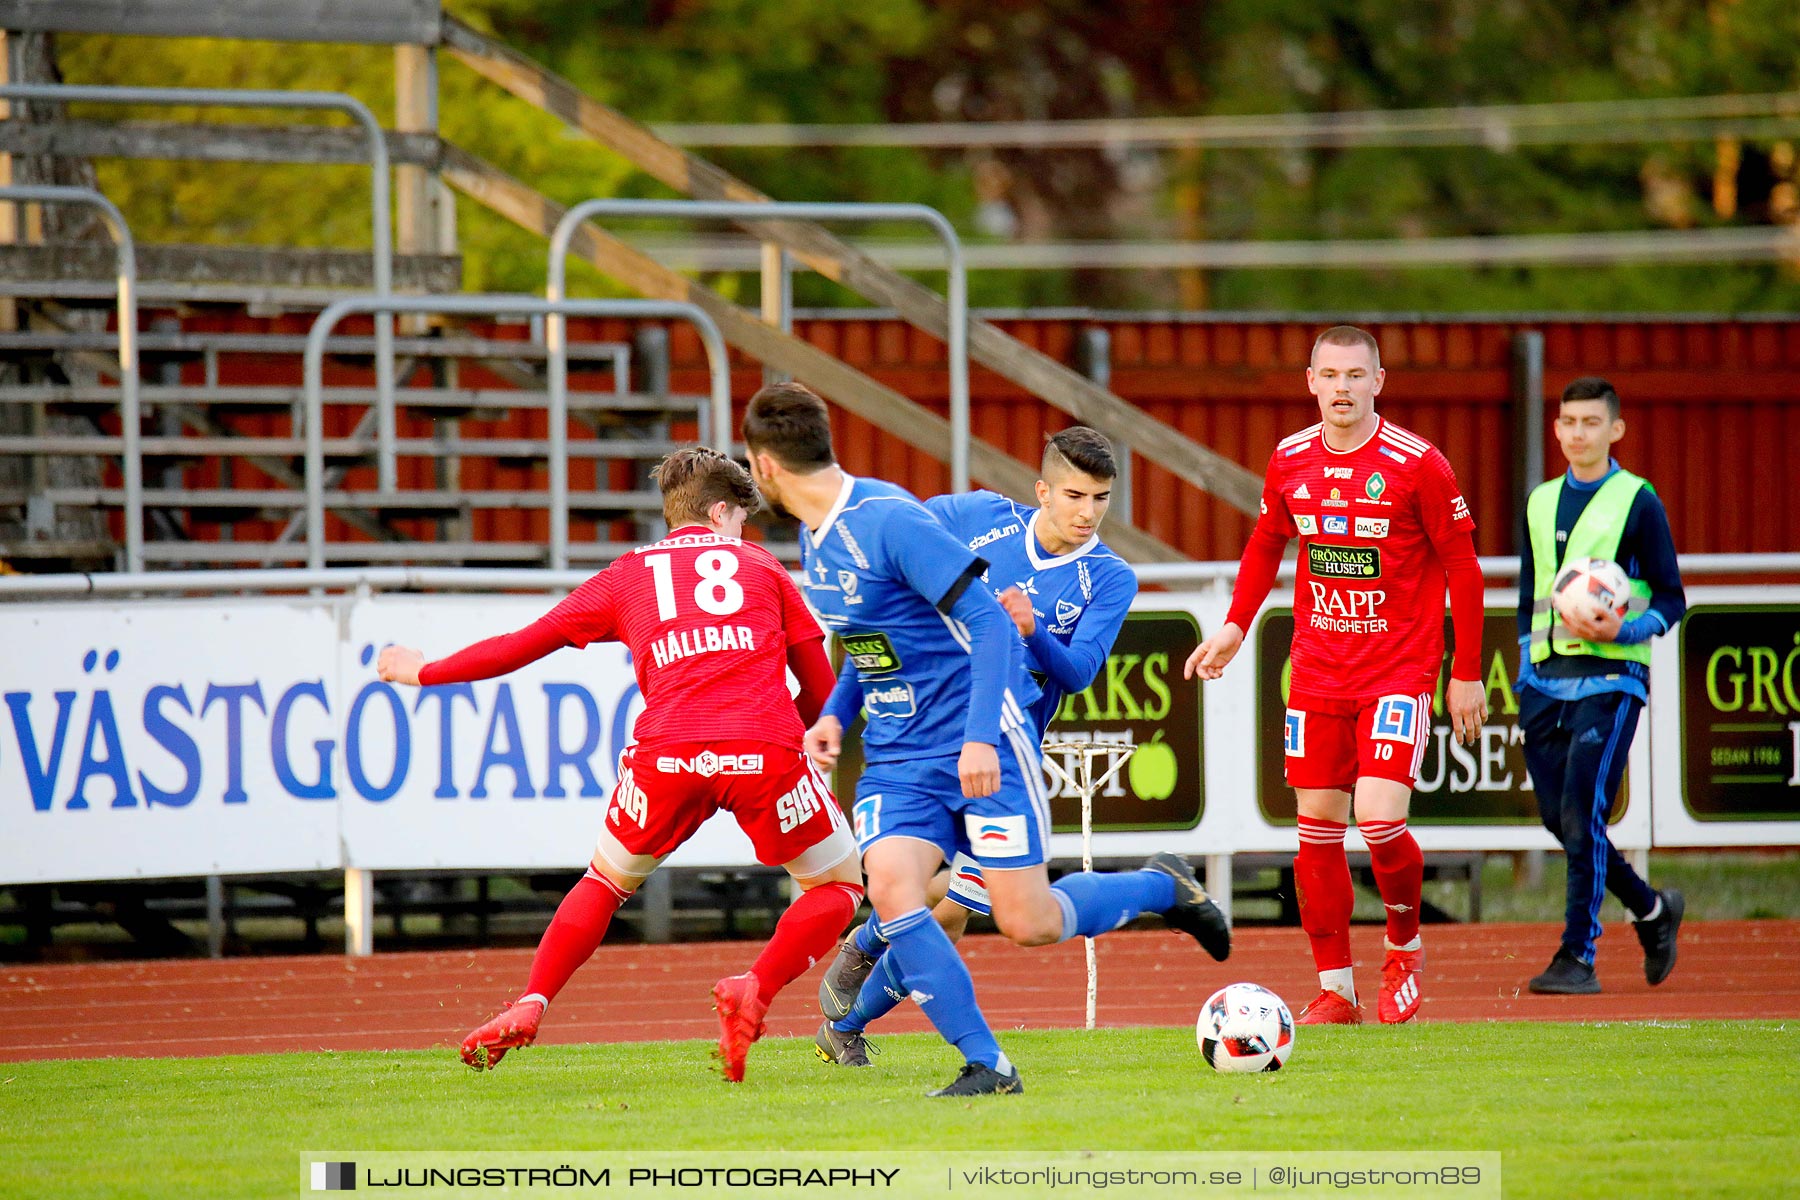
1129 731 1178 800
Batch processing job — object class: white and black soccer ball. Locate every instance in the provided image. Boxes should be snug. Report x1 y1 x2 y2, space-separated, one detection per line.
1552 556 1633 624
1197 983 1294 1074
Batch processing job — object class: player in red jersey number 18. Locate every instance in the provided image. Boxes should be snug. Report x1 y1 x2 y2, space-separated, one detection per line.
377 449 862 1082
1185 326 1488 1027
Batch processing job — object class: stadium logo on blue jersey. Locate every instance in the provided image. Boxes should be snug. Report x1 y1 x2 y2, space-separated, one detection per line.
863 682 917 719
1323 515 1349 535
970 522 1020 550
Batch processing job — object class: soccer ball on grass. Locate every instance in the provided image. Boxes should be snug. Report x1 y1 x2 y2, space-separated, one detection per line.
1196 983 1294 1073
1552 556 1632 625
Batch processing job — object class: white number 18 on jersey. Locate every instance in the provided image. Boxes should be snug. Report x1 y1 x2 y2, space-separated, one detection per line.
644 550 744 619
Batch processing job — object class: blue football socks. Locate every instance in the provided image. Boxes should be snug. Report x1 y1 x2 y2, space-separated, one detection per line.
850 916 887 959
1050 869 1177 942
870 906 1002 1069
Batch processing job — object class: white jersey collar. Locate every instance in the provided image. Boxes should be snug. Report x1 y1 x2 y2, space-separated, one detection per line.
810 471 857 546
1025 509 1101 571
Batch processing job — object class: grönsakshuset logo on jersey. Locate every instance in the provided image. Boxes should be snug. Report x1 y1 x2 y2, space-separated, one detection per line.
1252 608 1629 825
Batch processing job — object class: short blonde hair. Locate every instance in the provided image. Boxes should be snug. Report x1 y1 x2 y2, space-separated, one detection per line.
1311 325 1380 368
653 447 761 528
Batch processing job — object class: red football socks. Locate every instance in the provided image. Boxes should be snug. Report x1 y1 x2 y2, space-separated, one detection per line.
524 868 631 1004
1362 819 1424 948
750 881 864 1006
1295 816 1354 972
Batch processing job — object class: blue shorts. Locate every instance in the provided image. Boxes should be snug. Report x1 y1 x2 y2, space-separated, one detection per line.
850 728 1049 881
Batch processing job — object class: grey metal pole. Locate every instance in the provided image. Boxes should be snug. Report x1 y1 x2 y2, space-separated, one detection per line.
0 184 140 571
546 199 970 491
305 295 730 571
1512 330 1547 553
0 84 396 488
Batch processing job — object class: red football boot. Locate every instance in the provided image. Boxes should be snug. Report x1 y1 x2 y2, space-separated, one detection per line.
1378 947 1424 1024
460 995 546 1070
1295 989 1364 1026
712 972 768 1083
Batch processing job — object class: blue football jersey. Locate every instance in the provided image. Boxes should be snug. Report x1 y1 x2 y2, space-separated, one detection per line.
925 490 1138 737
801 475 1036 762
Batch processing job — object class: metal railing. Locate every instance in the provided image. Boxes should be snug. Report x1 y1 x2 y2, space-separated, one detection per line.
546 199 970 492
0 84 398 488
0 183 140 571
302 295 730 570
1130 552 1800 587
6 553 1797 601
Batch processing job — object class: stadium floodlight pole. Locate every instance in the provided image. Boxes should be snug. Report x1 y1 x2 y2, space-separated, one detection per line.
304 295 729 572
546 199 971 495
0 184 139 572
1042 741 1139 1032
0 84 398 491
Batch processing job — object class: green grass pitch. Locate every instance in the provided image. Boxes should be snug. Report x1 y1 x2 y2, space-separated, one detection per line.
3 1022 1794 1199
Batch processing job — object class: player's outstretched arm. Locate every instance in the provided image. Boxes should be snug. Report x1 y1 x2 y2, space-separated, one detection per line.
1184 622 1244 681
389 619 574 688
377 645 425 686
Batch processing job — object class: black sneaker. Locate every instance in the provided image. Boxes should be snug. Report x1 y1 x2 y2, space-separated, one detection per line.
818 938 879 1022
1634 888 1685 986
1528 948 1601 995
1143 852 1231 961
813 1020 876 1068
927 1061 1023 1098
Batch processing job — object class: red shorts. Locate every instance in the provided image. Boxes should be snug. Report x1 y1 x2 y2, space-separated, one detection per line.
1283 692 1433 792
593 739 853 880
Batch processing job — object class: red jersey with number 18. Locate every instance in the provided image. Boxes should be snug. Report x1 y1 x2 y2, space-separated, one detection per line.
1228 417 1477 713
541 526 823 748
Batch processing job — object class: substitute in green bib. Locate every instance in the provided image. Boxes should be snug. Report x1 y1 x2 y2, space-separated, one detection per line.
1517 377 1686 995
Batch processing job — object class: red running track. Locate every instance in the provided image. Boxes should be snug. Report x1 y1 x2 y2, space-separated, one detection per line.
3 921 1795 1063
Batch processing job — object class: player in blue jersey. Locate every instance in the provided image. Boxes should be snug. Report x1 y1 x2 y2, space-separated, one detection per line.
741 401 1230 1080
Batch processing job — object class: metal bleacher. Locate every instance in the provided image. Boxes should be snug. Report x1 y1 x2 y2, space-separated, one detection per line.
0 305 715 569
